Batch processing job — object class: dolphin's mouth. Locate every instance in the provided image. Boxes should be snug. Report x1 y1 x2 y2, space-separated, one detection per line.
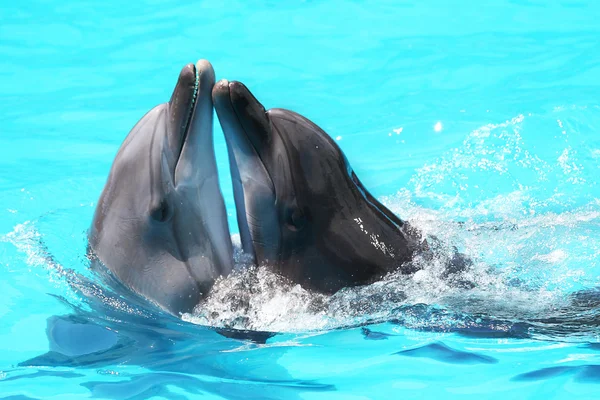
213 80 279 262
168 62 206 179
212 80 276 193
173 65 200 170
179 66 200 157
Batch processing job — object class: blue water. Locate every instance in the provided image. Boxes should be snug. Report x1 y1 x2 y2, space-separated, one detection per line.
2 0 600 398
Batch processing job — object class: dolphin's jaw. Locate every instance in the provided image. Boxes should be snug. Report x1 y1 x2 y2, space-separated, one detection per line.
213 80 281 265
173 62 235 286
183 66 200 135
173 65 200 183
158 60 235 311
174 61 218 189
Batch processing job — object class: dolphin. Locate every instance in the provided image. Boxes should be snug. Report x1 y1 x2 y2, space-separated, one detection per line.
212 80 429 294
88 60 234 316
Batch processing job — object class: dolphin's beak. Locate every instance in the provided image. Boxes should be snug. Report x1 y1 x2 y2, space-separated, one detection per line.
213 80 277 261
173 60 216 186
212 79 273 190
213 80 272 155
174 61 234 288
167 62 197 160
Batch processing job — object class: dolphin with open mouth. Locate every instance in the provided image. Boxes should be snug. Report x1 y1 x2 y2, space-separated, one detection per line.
88 60 234 315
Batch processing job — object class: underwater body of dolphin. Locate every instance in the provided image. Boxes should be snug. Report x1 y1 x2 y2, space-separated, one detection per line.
88 60 234 316
213 80 431 294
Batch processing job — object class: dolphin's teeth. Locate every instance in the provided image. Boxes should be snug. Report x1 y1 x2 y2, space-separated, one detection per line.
193 69 199 98
183 66 200 132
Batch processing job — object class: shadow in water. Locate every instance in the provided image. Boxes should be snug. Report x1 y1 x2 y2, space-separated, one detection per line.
82 372 335 400
387 288 600 341
513 365 600 383
395 342 498 365
1 370 85 382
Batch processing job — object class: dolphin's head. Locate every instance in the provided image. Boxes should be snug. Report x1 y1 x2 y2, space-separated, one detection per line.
213 81 420 294
89 61 233 315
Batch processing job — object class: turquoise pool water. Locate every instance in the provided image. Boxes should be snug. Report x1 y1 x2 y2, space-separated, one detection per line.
2 0 600 398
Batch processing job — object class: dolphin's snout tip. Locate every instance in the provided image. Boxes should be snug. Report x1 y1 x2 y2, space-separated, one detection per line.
228 81 251 98
212 79 231 101
216 80 253 106
195 59 212 72
228 81 265 114
215 79 230 90
177 63 197 87
194 59 215 88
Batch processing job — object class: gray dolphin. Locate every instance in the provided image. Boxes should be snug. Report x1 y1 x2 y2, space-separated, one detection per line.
88 60 233 315
212 80 429 294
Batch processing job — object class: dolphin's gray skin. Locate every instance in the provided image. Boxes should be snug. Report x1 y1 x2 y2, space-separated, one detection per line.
88 60 233 316
212 80 428 294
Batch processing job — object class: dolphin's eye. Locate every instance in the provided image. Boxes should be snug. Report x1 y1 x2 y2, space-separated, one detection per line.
286 207 306 231
150 200 171 222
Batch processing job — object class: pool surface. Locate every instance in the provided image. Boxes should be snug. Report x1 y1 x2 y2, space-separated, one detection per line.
2 1 600 398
